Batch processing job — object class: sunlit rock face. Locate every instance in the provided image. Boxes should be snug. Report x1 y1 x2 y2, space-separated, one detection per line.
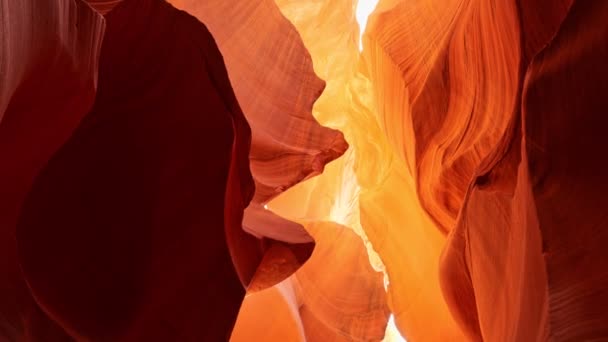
247 0 608 341
166 0 348 206
233 222 389 341
2 0 608 341
360 0 522 339
167 0 349 291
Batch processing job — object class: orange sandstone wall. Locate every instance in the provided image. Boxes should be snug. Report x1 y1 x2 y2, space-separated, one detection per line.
1 0 607 341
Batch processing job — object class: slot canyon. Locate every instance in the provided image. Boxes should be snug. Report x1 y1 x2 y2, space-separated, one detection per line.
1 0 607 340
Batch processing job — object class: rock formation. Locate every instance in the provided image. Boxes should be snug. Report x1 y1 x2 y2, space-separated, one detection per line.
1 0 607 341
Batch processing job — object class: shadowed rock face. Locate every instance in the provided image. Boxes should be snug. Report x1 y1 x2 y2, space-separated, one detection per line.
16 0 252 339
2 0 608 341
0 0 105 339
443 1 608 341
1 0 337 339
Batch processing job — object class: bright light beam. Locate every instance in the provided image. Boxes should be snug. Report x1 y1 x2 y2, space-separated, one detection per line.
355 0 380 51
384 314 408 342
355 4 407 341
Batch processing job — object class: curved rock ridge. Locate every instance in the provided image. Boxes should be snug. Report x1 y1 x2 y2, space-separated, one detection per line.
2 0 348 339
365 0 521 234
233 222 389 341
3 0 607 340
271 0 466 339
267 0 608 340
145 0 357 297
442 1 608 341
167 0 350 293
293 222 389 341
167 0 348 205
358 2 522 338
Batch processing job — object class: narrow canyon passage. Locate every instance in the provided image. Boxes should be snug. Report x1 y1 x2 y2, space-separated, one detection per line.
1 0 607 341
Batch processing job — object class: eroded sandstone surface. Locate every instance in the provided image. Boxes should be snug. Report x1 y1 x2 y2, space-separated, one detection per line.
1 0 606 341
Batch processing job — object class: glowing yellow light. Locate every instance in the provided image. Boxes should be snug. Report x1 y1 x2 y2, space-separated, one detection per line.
384 314 407 342
355 2 406 341
355 0 380 51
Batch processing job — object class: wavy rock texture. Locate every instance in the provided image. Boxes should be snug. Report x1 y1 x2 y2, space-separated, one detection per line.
233 222 389 341
294 222 388 341
2 0 346 339
360 0 608 341
167 0 351 292
358 0 522 338
267 0 608 341
366 0 521 234
272 0 466 339
3 0 608 340
167 0 348 203
253 0 397 340
443 1 608 341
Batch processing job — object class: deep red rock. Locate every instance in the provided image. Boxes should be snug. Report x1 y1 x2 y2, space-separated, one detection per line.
15 0 252 340
440 1 608 340
0 0 104 339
